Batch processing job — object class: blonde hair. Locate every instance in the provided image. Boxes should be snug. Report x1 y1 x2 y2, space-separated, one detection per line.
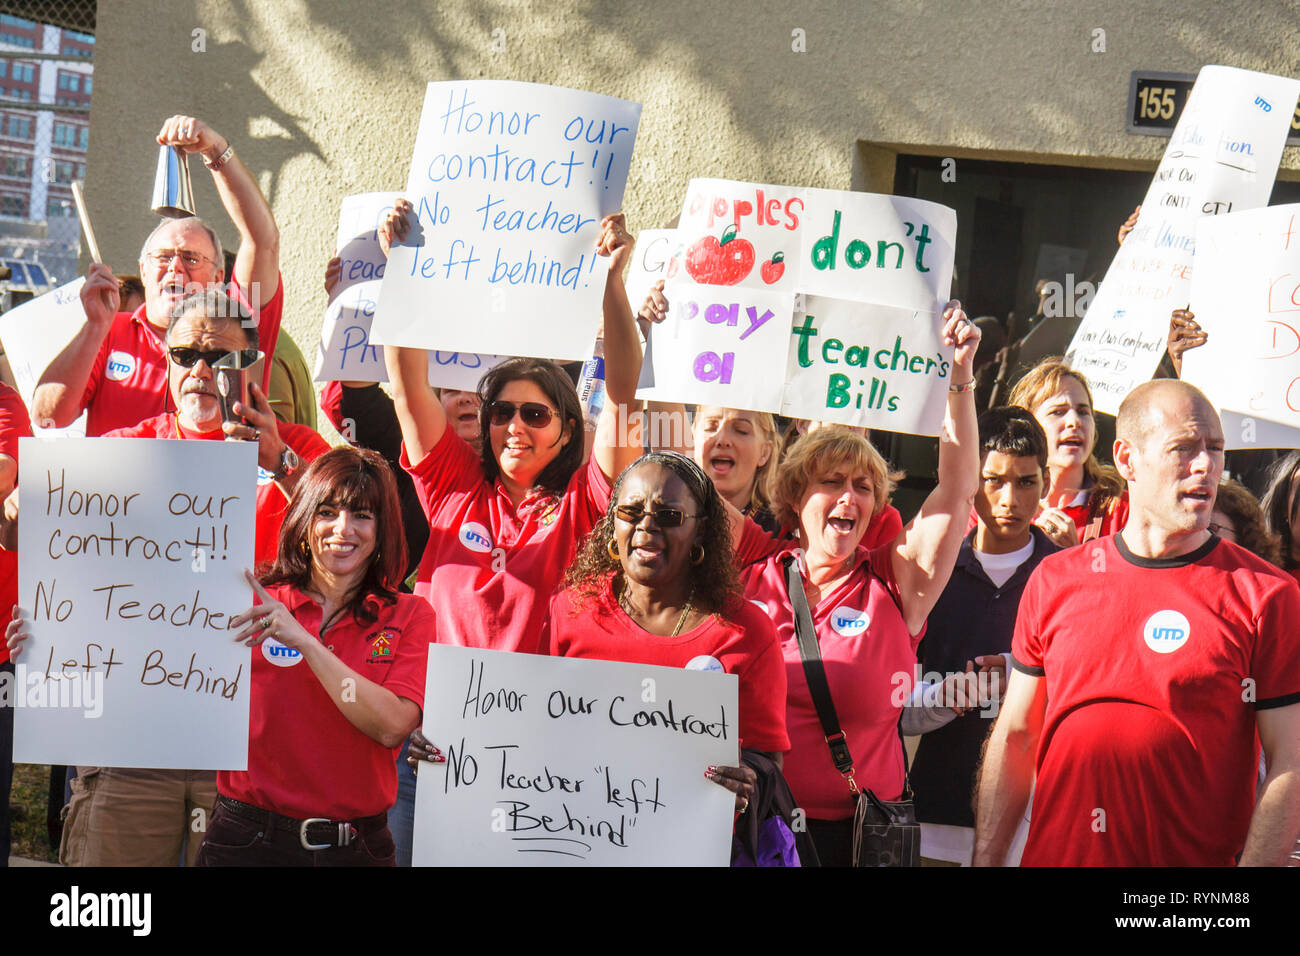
693 406 780 511
1009 357 1125 509
771 426 901 530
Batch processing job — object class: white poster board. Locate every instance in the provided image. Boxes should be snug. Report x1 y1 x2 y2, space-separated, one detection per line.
315 192 510 388
637 179 957 435
373 81 642 360
13 437 256 769
0 278 88 437
782 296 952 433
1066 65 1300 414
1183 204 1300 448
412 645 738 866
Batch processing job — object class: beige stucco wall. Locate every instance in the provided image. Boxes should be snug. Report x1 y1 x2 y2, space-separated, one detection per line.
84 0 1300 390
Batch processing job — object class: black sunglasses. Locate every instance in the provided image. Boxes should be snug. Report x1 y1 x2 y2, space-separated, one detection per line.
613 504 700 528
486 400 557 428
168 347 260 369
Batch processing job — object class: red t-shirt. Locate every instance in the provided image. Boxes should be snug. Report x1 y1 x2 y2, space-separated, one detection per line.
105 412 330 566
0 383 31 666
81 276 283 437
543 580 790 753
1012 533 1300 866
403 427 611 655
1061 488 1129 543
744 542 922 820
217 584 433 819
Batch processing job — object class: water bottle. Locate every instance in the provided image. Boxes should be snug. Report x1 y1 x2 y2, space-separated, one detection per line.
577 337 606 431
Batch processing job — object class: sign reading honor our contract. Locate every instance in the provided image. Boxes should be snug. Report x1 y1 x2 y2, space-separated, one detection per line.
1067 65 1300 415
315 191 508 391
638 178 957 435
372 81 642 360
13 438 256 769
1183 204 1300 449
412 645 738 866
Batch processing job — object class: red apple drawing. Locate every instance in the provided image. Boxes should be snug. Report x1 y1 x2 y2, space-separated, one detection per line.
760 252 786 284
685 224 755 285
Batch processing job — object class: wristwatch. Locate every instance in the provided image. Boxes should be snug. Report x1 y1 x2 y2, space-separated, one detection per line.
273 447 300 481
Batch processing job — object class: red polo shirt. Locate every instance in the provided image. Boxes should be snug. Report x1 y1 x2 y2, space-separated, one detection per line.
105 411 330 566
0 383 31 666
218 584 433 819
80 275 283 437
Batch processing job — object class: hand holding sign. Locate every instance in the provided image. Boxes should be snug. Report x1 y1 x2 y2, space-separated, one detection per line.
229 569 309 649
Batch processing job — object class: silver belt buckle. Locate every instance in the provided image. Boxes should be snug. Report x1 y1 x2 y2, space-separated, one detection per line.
300 817 339 851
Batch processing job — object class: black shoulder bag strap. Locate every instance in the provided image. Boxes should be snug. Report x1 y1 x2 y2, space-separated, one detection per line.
782 554 913 801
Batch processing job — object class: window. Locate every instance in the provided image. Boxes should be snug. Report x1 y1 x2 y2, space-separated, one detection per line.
1 194 26 216
27 263 49 283
46 197 73 218
58 73 80 92
5 87 29 101
12 64 32 83
53 122 78 147
0 62 7 79
0 34 36 49
1 154 30 177
6 261 27 283
84 76 92 94
6 115 31 138
66 30 94 44
0 15 35 29
53 160 76 183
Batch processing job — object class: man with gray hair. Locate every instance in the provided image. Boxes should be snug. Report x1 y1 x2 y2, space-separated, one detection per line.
33 114 281 436
973 379 1300 866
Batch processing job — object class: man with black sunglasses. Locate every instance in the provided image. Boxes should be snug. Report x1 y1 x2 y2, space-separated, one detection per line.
26 289 328 870
33 114 282 438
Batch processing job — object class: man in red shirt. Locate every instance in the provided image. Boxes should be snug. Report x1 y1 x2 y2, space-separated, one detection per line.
52 289 327 867
32 114 281 437
973 379 1300 866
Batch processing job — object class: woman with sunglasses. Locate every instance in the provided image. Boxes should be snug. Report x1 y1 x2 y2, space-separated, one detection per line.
188 446 432 866
385 213 644 656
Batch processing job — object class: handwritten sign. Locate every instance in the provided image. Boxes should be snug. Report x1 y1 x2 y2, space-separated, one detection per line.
623 228 678 319
0 278 88 436
1183 204 1300 448
782 296 951 434
638 283 792 411
372 81 641 360
412 645 738 866
314 192 510 389
638 179 956 422
1067 65 1300 414
13 438 256 769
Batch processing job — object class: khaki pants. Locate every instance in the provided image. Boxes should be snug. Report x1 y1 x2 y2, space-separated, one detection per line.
60 767 217 867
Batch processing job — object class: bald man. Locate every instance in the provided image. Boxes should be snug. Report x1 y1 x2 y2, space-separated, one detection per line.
973 380 1300 866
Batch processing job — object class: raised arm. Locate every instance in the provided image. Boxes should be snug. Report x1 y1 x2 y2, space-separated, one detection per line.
32 263 119 428
1239 702 1300 866
158 115 279 307
593 213 645 482
972 668 1047 866
890 302 981 633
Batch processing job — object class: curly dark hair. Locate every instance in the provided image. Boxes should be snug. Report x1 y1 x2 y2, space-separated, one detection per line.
260 446 405 628
476 357 582 494
564 452 740 618
1214 478 1283 567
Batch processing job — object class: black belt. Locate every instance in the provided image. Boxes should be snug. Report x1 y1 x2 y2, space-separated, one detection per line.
217 795 388 851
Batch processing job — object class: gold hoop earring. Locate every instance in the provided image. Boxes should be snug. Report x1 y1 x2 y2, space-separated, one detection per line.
608 538 620 560
690 544 705 565
299 539 310 557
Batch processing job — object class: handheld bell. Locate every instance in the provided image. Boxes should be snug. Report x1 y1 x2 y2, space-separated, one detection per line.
150 145 195 218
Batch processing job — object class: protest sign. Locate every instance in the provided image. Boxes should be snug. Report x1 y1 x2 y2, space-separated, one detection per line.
0 278 88 436
12 438 256 769
1182 204 1300 448
373 81 641 360
1067 65 1300 414
673 179 804 294
315 192 510 388
623 228 679 320
782 296 952 435
637 282 792 411
412 645 738 866
796 190 955 311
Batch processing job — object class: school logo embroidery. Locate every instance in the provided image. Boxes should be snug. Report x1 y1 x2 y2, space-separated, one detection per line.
685 655 724 672
368 630 396 662
104 350 136 381
261 637 302 667
1143 609 1190 654
458 520 493 553
830 605 870 637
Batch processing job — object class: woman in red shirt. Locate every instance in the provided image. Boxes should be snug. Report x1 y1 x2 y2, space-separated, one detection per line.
1008 358 1128 546
741 306 981 866
200 446 432 866
385 214 645 656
